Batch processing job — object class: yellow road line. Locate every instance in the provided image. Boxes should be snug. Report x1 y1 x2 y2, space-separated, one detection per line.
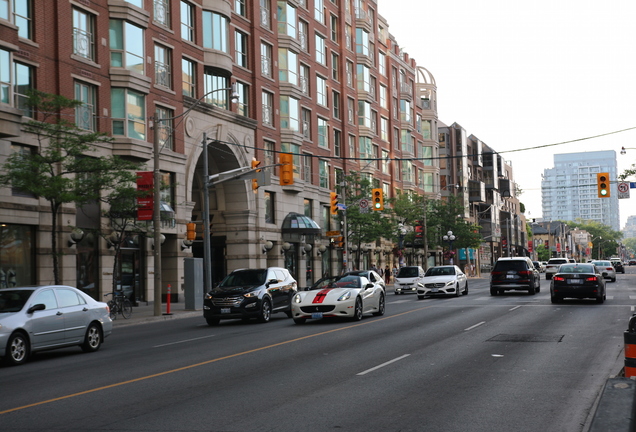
0 306 431 415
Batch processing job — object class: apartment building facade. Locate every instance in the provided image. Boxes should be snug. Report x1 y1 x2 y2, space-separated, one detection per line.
0 0 440 303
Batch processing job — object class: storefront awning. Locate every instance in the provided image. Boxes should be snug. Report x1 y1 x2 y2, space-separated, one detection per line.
281 212 321 235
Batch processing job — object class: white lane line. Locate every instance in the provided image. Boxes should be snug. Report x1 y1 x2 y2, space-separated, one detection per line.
388 300 412 304
153 334 216 348
464 321 486 331
509 305 522 311
357 354 411 376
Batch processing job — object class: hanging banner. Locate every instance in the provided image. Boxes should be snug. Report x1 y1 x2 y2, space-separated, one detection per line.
136 171 154 221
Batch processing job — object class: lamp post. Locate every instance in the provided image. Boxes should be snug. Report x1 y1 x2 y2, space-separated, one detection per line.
443 230 456 264
151 85 238 316
621 147 636 155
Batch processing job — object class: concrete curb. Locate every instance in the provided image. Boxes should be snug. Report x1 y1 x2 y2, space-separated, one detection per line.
588 377 636 432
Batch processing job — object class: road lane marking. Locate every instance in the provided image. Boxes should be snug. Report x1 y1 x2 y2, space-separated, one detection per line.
509 306 522 311
357 354 411 375
464 321 486 331
388 300 412 304
153 335 216 348
0 305 435 415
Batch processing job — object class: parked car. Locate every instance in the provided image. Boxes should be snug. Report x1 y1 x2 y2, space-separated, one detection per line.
345 270 386 293
490 257 541 296
0 285 113 366
417 265 468 299
394 266 425 295
203 268 297 325
590 260 617 282
630 260 636 266
545 258 569 280
532 261 545 273
291 274 385 324
550 263 606 304
611 259 625 274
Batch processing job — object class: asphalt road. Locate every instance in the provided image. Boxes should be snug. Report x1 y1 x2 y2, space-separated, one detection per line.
1 268 634 432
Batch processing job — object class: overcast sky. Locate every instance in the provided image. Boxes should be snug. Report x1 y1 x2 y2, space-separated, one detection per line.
379 0 636 229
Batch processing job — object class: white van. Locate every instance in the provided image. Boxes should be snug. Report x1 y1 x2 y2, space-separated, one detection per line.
394 266 425 294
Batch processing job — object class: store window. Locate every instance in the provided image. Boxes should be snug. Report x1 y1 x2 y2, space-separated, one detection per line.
0 224 35 287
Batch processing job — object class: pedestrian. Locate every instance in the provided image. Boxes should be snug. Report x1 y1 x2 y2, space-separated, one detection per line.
384 265 391 284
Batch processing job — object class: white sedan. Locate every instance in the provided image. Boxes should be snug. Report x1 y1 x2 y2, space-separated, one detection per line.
417 265 468 299
291 275 385 324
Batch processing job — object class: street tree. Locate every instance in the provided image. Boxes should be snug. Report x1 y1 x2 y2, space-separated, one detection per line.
0 91 142 284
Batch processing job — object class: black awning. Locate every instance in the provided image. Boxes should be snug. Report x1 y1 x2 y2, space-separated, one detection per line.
281 212 321 235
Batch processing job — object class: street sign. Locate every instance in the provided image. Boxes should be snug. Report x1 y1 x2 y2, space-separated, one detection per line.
359 198 369 213
618 182 630 199
326 230 341 237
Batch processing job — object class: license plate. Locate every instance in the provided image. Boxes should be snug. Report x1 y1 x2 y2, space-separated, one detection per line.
221 308 231 314
431 288 439 293
506 275 516 279
311 312 323 319
567 279 581 285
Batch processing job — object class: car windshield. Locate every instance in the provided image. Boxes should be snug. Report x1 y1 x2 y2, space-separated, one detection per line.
310 276 361 290
425 267 455 276
397 267 419 278
219 270 267 287
0 289 35 313
559 265 595 274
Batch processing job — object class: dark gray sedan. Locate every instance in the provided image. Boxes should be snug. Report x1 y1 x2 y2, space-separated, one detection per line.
0 286 113 366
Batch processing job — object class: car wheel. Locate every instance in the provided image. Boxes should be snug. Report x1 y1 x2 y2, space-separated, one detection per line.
80 323 102 353
285 310 293 318
611 277 616 283
596 294 604 304
4 332 29 366
462 282 468 295
528 284 535 295
550 295 561 304
454 284 460 297
293 317 306 324
373 293 385 316
417 295 425 300
490 287 498 296
353 297 363 321
257 298 272 323
206 317 220 326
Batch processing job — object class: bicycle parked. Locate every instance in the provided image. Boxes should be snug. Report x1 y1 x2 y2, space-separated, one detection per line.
104 291 133 320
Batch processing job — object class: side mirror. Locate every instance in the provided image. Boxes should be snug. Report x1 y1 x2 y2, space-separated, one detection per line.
365 283 374 289
27 303 46 314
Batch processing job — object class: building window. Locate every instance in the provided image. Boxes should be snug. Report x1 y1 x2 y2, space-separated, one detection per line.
203 11 229 53
334 129 341 157
262 90 273 126
422 119 432 139
346 60 353 87
277 1 297 38
280 95 299 131
302 154 312 182
317 117 328 148
6 0 32 40
73 8 95 60
316 75 327 106
419 144 432 166
74 81 96 132
378 51 386 75
264 140 275 167
14 61 33 117
10 145 36 197
299 63 309 95
358 100 371 128
380 117 388 141
333 90 340 119
154 44 172 88
281 143 301 180
359 136 372 160
261 42 272 77
260 0 270 29
331 52 339 81
235 0 246 16
298 19 308 51
278 48 298 85
110 20 145 74
125 0 143 7
401 129 413 153
0 49 10 105
203 69 230 109
355 28 369 57
235 82 248 117
264 192 275 224
330 14 338 42
319 160 329 189
111 88 145 140
356 64 371 93
379 85 387 109
347 97 355 125
345 24 352 50
315 34 326 65
182 58 196 97
314 0 323 23
154 0 170 27
155 106 174 151
382 150 389 174
180 1 195 42
348 134 356 158
402 161 414 183
301 107 311 139
235 30 248 67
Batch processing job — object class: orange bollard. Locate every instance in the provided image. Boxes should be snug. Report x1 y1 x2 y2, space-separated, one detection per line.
624 315 636 377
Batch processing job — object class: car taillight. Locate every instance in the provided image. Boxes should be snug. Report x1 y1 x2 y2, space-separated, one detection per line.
586 276 598 282
553 276 565 282
606 267 613 271
491 271 503 276
519 270 532 276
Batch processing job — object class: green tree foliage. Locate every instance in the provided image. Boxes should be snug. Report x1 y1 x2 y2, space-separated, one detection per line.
0 91 142 284
535 244 551 261
562 219 623 260
426 196 483 250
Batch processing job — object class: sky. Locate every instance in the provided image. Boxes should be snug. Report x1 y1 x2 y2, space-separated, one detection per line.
378 0 636 229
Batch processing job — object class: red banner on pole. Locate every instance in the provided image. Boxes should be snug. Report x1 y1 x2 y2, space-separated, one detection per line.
136 171 154 221
528 240 533 253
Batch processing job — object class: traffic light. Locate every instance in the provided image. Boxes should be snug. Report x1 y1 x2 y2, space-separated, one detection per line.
251 159 261 191
280 153 294 186
330 192 339 215
186 222 196 241
335 236 344 248
372 188 384 210
597 172 610 198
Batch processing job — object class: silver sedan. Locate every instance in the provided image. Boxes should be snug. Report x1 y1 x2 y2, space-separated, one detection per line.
0 286 113 366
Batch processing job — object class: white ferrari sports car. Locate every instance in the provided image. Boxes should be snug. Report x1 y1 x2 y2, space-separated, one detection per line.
291 275 385 324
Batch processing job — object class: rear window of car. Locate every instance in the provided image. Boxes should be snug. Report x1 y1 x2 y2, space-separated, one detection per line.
397 267 419 278
493 260 528 271
548 259 568 264
560 265 594 273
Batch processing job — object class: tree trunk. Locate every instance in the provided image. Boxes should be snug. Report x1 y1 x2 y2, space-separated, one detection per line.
51 202 60 285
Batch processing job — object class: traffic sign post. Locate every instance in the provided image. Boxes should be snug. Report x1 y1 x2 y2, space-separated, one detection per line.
618 182 630 199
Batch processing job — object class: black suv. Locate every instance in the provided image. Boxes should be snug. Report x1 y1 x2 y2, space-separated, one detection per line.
612 260 625 274
203 268 297 325
490 257 541 296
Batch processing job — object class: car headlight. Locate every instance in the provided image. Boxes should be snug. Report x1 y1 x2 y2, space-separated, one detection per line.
244 290 262 298
204 292 213 300
445 280 455 287
293 293 302 303
338 291 351 301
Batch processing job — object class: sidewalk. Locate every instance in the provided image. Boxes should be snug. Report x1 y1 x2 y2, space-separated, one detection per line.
110 301 202 328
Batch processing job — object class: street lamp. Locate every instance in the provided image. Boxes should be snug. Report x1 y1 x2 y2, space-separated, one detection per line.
620 147 636 155
151 85 238 316
443 230 456 264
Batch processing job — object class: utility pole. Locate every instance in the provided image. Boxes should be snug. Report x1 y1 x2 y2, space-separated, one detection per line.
152 116 162 316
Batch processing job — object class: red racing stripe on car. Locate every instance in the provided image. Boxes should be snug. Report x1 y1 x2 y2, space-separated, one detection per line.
312 288 333 303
